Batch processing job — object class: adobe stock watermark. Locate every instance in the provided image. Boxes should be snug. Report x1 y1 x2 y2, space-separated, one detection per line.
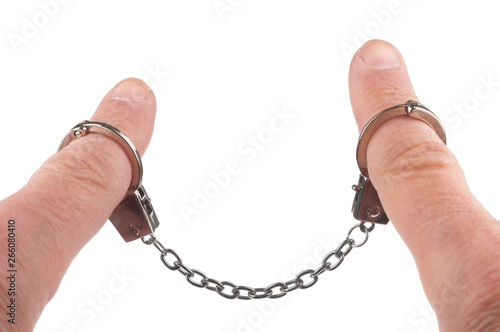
404 278 468 332
178 106 295 224
7 0 71 54
339 0 415 62
141 63 170 91
441 74 500 130
213 0 245 21
235 234 344 332
62 268 134 332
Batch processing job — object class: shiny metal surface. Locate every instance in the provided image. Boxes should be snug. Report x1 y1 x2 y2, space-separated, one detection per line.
58 121 159 241
141 222 375 300
352 101 447 224
356 100 447 176
57 117 383 299
59 121 143 188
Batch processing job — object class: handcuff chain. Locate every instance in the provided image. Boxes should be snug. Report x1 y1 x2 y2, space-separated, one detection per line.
141 222 375 300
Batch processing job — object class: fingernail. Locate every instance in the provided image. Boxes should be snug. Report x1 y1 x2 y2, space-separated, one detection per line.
108 78 151 102
357 40 401 69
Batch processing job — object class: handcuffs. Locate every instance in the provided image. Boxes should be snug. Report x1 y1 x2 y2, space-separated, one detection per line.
58 100 446 242
58 121 159 242
351 100 446 224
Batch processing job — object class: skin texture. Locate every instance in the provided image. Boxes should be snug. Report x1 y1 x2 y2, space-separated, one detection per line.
1 41 500 331
0 78 156 331
349 40 500 331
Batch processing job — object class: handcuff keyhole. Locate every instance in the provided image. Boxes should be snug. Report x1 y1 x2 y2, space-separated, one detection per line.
368 205 381 219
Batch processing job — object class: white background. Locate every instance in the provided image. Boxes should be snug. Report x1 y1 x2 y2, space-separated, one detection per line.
1 1 500 331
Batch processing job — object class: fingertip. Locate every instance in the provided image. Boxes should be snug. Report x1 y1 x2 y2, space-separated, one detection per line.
349 39 416 132
91 77 157 155
356 39 401 69
107 77 153 103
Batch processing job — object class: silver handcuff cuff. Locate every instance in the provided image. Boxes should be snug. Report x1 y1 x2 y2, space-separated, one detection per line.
351 100 446 224
58 100 446 299
59 121 159 242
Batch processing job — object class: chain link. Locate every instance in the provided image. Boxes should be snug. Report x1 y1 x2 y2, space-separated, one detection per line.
141 221 375 300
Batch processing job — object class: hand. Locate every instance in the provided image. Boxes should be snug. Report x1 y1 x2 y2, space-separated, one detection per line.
0 78 157 331
349 40 500 331
1 41 500 332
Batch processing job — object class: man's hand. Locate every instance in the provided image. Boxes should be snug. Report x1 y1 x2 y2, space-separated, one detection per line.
2 41 500 331
0 78 156 331
349 39 500 331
